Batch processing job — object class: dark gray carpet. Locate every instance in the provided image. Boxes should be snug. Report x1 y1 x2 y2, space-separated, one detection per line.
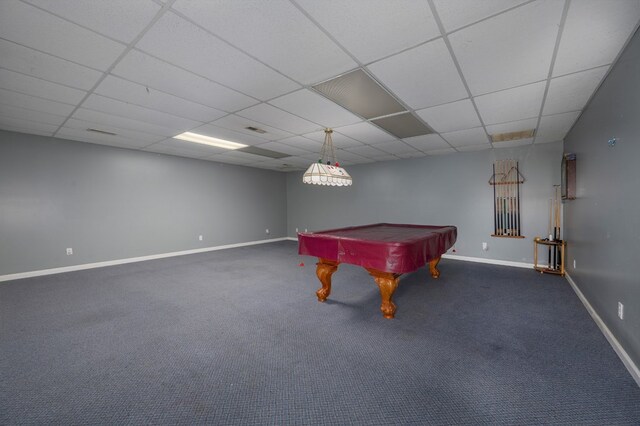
1 241 639 425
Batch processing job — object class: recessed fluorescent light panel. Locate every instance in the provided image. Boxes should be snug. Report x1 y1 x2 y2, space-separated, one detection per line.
313 69 405 119
371 112 434 139
173 132 247 150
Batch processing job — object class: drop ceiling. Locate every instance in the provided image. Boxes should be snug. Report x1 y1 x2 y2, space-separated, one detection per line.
1 0 639 171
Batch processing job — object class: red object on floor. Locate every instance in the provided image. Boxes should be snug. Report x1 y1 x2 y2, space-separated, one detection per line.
299 262 304 267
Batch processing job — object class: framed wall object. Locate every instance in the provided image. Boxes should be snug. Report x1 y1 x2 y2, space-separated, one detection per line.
561 153 576 200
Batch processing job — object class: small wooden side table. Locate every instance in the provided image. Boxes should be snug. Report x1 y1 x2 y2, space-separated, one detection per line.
533 237 566 276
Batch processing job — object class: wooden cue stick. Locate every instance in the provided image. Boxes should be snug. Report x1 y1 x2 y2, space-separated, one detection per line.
493 163 497 235
499 161 504 235
516 162 521 236
497 161 501 235
509 162 514 235
555 186 561 269
548 197 552 267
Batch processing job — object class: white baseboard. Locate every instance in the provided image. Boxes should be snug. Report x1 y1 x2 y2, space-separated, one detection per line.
442 253 533 269
565 273 640 388
0 237 289 283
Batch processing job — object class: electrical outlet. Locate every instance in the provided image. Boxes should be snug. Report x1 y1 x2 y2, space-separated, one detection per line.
198 235 203 241
573 259 576 269
305 228 308 232
618 302 624 320
482 242 488 251
295 227 299 233
66 248 73 255
265 228 270 234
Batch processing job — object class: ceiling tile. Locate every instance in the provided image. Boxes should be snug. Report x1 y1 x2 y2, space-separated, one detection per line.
302 129 364 149
553 0 640 76
426 148 457 155
0 88 75 117
486 117 538 137
395 151 428 159
188 123 269 146
0 114 59 135
0 39 102 91
82 95 202 132
0 68 87 105
448 0 563 96
209 114 293 141
342 145 391 159
70 108 181 138
56 126 157 149
135 11 300 100
296 0 439 64
456 144 492 152
433 0 529 33
24 0 161 44
535 111 581 144
403 134 451 151
333 121 396 144
269 89 361 128
254 141 312 156
206 150 266 164
236 103 321 135
173 0 357 85
143 137 228 157
333 149 370 164
113 50 258 112
441 127 488 147
543 66 609 116
492 138 533 148
278 136 323 152
94 76 226 123
367 39 468 109
0 103 66 126
416 98 482 132
64 117 163 144
0 1 125 70
371 141 420 155
474 81 546 125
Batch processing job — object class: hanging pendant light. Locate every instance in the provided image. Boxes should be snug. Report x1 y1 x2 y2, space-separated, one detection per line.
302 128 352 186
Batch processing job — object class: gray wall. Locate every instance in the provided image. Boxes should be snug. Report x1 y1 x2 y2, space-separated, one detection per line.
287 142 563 264
564 29 640 367
0 130 287 276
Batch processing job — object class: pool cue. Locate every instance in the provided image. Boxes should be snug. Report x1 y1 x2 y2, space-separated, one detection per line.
548 197 552 267
555 186 561 270
493 163 497 235
517 162 521 236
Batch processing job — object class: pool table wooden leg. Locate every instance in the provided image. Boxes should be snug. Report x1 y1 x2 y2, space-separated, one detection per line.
366 269 400 319
315 258 339 302
429 257 441 279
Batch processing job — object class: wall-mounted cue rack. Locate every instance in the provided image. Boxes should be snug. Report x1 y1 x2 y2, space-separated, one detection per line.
489 159 525 238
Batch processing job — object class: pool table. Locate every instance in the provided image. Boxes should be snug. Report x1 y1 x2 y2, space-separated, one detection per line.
298 223 457 319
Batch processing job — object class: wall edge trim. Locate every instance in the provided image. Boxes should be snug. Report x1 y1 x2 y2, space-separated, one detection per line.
0 237 288 282
565 273 640 388
442 253 533 269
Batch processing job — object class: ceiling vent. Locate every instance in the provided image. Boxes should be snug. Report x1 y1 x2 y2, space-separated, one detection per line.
491 129 535 143
245 126 267 134
371 112 434 139
87 128 117 136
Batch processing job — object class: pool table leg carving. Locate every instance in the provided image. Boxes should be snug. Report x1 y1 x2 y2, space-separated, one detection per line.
315 258 339 302
429 257 441 279
367 269 400 319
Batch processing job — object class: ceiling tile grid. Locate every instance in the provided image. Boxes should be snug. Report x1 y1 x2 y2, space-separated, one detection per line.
0 0 638 170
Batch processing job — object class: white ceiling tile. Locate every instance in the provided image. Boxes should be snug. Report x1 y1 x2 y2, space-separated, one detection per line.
416 99 482 132
0 103 66 126
296 0 439 64
368 39 468 109
456 144 492 152
254 141 312 156
0 114 59 134
543 66 609 116
334 149 370 163
135 11 300 100
64 118 163 144
553 0 640 76
173 0 356 85
474 81 546 125
82 95 202 132
189 124 269 146
270 89 361 128
56 126 156 149
209 114 293 141
371 141 420 155
0 123 53 137
403 134 451 151
0 40 102 90
334 121 396 144
535 111 581 144
278 136 323 152
441 127 488 147
395 151 428 159
206 150 266 164
302 130 364 149
237 104 321 135
94 76 225 123
0 88 75 117
0 69 86 105
426 148 456 155
0 1 125 70
448 1 563 96
273 156 313 168
113 50 258 112
433 0 529 33
486 117 538 136
492 138 533 148
24 0 161 44
70 108 181 138
343 145 391 159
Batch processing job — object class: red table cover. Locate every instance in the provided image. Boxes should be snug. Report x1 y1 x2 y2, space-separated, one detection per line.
298 223 457 274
